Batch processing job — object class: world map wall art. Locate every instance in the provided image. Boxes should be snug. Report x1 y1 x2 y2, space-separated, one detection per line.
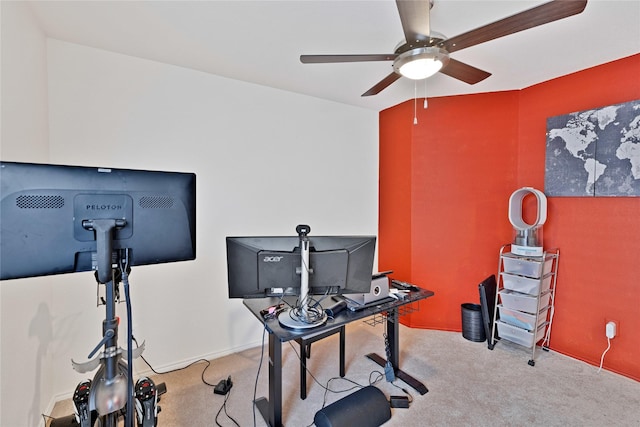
545 99 640 197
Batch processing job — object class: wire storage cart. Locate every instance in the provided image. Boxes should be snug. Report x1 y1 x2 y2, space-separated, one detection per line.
490 244 559 366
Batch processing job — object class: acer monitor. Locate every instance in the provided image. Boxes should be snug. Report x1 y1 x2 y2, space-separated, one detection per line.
0 161 196 281
225 232 376 299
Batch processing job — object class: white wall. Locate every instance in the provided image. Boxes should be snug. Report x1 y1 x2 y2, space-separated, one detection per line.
0 1 49 160
1 18 379 424
0 2 54 427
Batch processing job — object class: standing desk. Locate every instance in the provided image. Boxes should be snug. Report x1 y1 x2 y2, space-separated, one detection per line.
243 287 434 427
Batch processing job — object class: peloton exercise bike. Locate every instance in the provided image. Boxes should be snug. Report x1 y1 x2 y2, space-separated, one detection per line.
0 162 197 427
53 220 164 427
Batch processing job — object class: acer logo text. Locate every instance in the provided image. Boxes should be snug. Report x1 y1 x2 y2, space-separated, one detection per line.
263 256 283 262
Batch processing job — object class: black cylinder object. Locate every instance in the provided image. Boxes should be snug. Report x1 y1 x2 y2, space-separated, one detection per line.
324 299 347 317
461 303 487 342
314 385 391 427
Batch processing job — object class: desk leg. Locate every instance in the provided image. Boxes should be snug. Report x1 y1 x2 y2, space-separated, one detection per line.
365 308 429 395
255 332 283 427
387 308 400 368
339 326 346 377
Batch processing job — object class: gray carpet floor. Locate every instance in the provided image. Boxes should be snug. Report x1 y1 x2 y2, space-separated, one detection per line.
49 322 640 426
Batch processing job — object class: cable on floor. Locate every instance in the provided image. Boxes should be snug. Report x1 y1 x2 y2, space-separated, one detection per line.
598 336 611 373
214 386 240 427
253 323 268 427
132 336 217 387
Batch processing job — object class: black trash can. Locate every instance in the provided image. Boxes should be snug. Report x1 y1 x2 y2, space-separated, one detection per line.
461 303 486 342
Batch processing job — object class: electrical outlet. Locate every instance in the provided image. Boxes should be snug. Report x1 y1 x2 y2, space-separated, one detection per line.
606 321 617 339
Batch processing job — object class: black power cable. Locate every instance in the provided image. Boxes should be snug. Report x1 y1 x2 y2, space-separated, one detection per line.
121 255 134 427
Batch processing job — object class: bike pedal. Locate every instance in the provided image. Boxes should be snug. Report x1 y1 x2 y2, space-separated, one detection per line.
135 377 158 427
72 380 92 426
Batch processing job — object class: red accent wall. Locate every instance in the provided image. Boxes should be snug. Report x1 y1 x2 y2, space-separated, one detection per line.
379 54 640 380
379 103 414 280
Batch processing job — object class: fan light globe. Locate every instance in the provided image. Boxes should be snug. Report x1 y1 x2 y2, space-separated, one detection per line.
393 47 449 80
399 57 443 80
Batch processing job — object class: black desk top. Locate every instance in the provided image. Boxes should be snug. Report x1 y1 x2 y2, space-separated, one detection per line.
243 288 434 342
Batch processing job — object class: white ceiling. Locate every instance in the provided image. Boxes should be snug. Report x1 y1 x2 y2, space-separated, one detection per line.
27 0 640 111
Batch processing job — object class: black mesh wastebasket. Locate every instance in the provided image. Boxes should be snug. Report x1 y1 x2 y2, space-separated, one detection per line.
461 303 486 342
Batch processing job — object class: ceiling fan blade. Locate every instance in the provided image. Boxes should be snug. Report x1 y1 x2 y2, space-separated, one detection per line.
442 0 588 53
362 72 402 97
300 54 396 64
396 0 431 43
439 58 491 85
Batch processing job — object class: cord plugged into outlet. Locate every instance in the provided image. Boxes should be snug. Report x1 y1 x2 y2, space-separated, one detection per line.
598 321 618 373
606 321 617 339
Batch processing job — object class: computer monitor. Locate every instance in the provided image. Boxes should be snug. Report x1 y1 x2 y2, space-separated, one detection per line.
478 274 498 350
0 161 196 281
226 234 376 299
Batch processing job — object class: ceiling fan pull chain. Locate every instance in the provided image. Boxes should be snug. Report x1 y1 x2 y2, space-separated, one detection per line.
423 79 428 109
413 81 418 125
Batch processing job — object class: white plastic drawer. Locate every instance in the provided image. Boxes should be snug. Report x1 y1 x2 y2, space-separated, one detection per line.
502 253 553 279
498 304 548 331
499 289 550 314
501 272 552 296
497 321 546 348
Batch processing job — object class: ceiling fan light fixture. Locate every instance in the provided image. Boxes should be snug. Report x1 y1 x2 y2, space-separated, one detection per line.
399 58 442 80
393 47 449 80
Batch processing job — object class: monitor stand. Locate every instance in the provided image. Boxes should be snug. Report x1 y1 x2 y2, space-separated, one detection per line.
278 224 328 330
278 308 327 330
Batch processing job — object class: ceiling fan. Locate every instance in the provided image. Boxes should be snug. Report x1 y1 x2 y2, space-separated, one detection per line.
300 0 588 96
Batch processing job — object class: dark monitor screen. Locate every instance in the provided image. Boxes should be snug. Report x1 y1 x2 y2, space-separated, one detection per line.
478 274 498 347
226 235 376 298
0 161 196 281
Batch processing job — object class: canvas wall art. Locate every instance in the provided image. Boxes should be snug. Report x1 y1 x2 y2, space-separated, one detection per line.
545 99 640 197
